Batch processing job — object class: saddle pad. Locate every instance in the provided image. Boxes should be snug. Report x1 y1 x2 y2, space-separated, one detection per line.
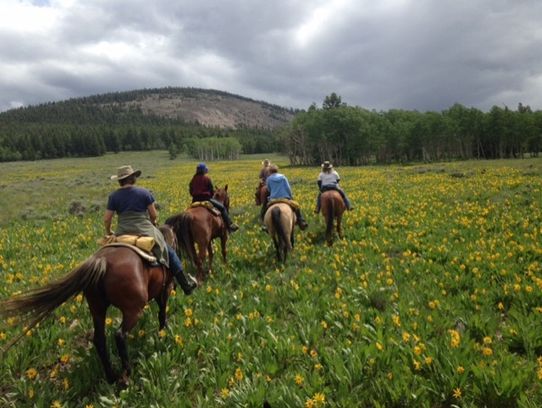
97 234 155 252
268 198 300 210
189 201 221 216
101 243 158 263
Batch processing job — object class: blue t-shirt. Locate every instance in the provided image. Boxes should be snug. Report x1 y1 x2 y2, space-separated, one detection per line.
107 186 155 214
266 173 292 200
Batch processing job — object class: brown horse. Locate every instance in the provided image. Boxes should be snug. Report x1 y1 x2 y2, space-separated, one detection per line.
321 190 346 246
166 186 230 283
264 202 296 262
0 226 177 386
255 182 269 206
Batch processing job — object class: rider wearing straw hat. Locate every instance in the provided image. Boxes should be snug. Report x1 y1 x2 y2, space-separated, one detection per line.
315 161 353 213
104 165 197 295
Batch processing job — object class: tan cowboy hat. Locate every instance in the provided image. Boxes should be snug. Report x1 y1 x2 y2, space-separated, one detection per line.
321 161 333 170
110 165 141 181
262 159 270 166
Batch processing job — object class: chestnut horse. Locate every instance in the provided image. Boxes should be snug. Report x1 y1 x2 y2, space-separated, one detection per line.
264 202 296 262
0 226 178 386
255 182 269 206
166 186 230 283
321 190 346 246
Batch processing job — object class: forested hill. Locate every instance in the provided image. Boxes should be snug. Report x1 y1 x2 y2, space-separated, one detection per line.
0 87 296 129
0 87 297 162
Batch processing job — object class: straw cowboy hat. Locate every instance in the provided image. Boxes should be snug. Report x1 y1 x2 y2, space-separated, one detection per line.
110 165 141 181
321 161 333 170
262 159 271 166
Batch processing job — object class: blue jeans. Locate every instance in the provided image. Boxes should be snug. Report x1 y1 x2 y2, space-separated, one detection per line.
166 245 183 274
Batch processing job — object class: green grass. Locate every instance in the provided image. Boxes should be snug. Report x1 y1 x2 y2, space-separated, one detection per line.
0 153 541 407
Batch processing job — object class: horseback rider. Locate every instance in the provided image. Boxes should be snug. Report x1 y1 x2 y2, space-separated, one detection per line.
315 161 353 213
260 164 308 230
259 159 272 183
104 165 197 295
189 163 239 232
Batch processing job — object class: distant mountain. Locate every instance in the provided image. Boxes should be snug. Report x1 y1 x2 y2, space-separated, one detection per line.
0 87 297 162
1 87 298 130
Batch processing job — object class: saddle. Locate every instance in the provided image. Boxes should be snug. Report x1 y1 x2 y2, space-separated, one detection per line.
267 198 300 211
189 201 221 216
97 235 158 264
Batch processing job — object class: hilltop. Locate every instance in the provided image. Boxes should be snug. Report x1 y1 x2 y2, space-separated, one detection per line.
0 87 297 130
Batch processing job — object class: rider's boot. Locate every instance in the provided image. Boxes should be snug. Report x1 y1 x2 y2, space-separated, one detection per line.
168 247 197 295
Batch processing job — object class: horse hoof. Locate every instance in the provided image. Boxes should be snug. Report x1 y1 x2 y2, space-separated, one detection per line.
117 373 130 389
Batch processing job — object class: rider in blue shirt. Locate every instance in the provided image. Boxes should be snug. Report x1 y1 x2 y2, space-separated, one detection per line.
260 165 308 230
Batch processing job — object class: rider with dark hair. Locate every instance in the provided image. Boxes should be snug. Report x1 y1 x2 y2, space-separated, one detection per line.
104 165 197 295
260 164 308 230
189 163 239 232
315 161 352 213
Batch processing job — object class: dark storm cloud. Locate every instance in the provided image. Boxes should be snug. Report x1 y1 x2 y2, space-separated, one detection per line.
1 0 542 112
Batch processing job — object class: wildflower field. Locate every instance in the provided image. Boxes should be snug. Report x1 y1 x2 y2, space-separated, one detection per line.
0 152 541 407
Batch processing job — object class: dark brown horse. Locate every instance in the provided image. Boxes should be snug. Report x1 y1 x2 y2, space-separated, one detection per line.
321 190 346 246
166 186 230 283
255 182 269 206
0 226 177 386
264 202 296 262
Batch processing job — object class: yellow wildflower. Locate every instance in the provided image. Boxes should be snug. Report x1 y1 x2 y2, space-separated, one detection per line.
295 374 304 385
25 368 38 380
452 387 462 399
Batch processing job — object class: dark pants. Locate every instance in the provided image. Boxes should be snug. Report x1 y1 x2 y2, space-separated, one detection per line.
316 186 351 211
209 198 234 228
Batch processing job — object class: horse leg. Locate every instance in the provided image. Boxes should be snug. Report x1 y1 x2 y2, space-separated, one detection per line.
157 288 170 330
195 241 207 282
87 297 116 383
337 214 344 239
207 241 214 275
115 307 143 385
220 234 228 263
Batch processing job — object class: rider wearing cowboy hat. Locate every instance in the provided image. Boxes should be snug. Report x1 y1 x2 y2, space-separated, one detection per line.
105 165 197 295
315 161 353 213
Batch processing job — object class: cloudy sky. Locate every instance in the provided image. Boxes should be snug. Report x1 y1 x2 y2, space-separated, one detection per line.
1 0 542 113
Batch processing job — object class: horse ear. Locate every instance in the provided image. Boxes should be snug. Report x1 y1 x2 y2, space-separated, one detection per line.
224 184 228 191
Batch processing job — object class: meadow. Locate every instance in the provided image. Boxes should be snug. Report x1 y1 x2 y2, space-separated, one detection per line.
0 152 541 407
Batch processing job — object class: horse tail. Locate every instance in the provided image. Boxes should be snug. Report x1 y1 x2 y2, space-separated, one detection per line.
272 206 290 252
326 194 335 239
179 213 197 264
0 255 107 352
166 213 196 264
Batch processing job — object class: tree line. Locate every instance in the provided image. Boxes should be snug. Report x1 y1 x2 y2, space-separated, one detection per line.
280 93 542 165
0 90 279 162
2 89 541 165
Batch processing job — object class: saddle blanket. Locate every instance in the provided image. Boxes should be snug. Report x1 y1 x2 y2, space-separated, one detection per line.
189 201 221 216
267 198 300 210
